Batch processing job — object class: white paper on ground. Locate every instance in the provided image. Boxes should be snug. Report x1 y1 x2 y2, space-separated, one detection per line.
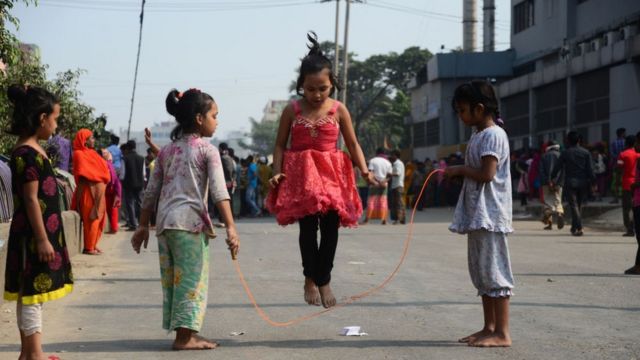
340 326 368 336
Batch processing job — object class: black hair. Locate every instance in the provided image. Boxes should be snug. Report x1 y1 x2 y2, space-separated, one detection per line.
451 80 502 128
624 135 636 149
127 139 137 150
636 131 640 142
110 134 120 145
219 142 228 151
165 88 215 141
295 32 341 97
616 127 626 137
6 85 59 137
247 155 254 163
392 149 401 158
376 147 386 155
567 131 580 146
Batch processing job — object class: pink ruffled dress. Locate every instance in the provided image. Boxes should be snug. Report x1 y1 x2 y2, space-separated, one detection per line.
267 100 362 227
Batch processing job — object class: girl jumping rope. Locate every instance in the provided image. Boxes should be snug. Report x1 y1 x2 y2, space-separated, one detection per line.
446 80 514 347
4 85 73 360
267 32 374 308
131 88 240 350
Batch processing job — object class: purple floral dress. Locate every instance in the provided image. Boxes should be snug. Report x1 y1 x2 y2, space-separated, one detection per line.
4 145 73 305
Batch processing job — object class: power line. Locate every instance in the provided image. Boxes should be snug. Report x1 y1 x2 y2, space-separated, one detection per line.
126 0 146 141
40 0 316 12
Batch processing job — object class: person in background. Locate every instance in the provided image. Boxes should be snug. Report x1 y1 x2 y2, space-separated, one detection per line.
362 148 392 225
46 122 72 172
551 132 595 236
245 155 261 217
388 150 406 225
538 141 564 230
101 149 122 234
73 129 111 254
257 156 272 213
123 140 145 230
626 131 640 275
618 135 640 237
107 134 124 180
610 128 626 204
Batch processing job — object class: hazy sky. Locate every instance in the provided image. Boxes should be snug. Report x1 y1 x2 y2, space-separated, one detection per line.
11 0 511 139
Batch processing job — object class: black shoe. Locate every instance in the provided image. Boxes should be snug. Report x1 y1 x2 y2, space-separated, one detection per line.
557 215 565 230
572 229 584 236
624 266 640 275
544 223 552 230
623 232 635 237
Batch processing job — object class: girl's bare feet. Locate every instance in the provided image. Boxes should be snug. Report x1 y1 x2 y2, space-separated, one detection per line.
304 277 321 306
173 329 218 350
318 283 336 308
470 332 511 347
458 328 494 343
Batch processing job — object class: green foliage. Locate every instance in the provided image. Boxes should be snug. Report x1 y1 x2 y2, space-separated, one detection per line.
1 1 37 66
0 56 104 155
239 117 279 155
345 46 432 155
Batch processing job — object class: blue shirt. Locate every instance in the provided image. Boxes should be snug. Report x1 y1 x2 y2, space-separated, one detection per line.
247 162 258 189
107 144 123 170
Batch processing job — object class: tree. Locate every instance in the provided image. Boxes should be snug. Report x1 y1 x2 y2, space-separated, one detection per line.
238 117 279 155
0 1 106 155
1 1 37 67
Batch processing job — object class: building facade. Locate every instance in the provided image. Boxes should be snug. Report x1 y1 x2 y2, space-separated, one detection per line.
409 0 640 157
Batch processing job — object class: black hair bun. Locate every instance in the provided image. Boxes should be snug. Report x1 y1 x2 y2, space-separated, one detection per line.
7 84 27 105
306 31 322 57
165 89 180 117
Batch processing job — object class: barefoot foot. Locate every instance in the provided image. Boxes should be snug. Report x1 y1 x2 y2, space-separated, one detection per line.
304 277 321 306
172 334 218 350
470 332 511 347
458 328 494 343
318 283 336 308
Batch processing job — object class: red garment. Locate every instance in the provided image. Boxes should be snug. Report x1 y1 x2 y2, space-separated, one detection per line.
71 129 110 252
267 100 362 227
617 148 640 191
72 129 110 185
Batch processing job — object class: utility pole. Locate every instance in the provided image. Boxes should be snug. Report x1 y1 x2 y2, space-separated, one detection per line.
321 0 341 100
127 0 146 141
341 0 350 104
341 0 363 105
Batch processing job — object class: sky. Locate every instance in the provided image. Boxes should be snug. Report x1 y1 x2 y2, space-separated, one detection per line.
11 0 511 140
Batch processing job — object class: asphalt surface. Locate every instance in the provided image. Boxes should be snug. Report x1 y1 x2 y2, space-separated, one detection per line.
1 208 638 360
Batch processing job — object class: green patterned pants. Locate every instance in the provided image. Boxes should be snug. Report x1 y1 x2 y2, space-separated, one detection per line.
157 230 209 332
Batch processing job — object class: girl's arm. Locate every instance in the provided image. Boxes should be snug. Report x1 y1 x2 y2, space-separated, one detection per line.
446 156 498 183
338 103 375 183
215 199 239 257
269 105 294 187
132 151 164 253
23 181 55 262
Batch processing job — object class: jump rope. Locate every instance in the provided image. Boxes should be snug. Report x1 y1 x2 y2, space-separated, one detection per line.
228 168 444 327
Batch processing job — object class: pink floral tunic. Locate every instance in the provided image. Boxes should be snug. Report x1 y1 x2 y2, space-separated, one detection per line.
141 134 230 237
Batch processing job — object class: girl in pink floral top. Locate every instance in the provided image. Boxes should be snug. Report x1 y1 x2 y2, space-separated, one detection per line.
131 88 239 351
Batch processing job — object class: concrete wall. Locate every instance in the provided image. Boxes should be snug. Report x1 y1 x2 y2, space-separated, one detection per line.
609 62 640 142
576 0 640 39
511 0 569 64
0 210 81 306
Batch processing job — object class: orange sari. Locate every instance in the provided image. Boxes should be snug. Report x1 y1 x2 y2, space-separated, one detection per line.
72 129 110 253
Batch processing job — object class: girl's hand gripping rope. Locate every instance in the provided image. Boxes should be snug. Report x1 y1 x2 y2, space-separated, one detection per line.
268 173 286 188
226 226 240 260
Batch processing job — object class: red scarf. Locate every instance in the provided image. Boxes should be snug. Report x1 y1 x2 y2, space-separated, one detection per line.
72 129 110 184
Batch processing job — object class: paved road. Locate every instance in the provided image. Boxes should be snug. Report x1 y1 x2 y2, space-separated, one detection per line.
1 208 638 360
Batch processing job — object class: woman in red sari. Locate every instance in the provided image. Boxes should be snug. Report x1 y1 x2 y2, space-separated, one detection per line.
72 129 110 255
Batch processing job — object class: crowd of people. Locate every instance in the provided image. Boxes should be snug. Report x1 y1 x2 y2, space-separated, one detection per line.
2 32 640 358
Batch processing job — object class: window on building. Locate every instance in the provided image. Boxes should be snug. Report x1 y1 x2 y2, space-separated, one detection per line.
502 92 530 137
514 0 535 34
426 118 440 146
413 122 426 147
535 80 567 132
575 68 609 125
